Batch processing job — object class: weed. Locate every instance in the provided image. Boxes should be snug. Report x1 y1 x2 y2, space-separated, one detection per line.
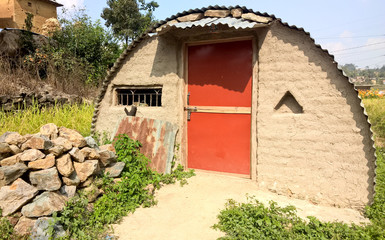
0 209 14 240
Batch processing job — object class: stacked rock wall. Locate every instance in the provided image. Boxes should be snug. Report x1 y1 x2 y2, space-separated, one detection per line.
0 124 124 237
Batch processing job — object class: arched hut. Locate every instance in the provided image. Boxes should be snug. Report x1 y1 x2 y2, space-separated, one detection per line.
92 6 376 210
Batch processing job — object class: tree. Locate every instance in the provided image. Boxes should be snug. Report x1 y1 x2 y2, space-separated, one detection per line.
101 0 159 45
49 9 122 85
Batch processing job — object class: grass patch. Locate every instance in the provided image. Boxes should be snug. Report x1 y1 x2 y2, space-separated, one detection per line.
363 98 385 142
0 102 94 137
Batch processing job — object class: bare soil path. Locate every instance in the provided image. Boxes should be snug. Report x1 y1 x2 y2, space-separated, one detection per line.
113 171 368 240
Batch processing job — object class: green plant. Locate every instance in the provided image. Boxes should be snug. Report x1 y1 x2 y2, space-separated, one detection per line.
49 8 122 85
0 209 14 240
93 131 113 146
0 101 94 136
214 148 385 240
51 134 194 239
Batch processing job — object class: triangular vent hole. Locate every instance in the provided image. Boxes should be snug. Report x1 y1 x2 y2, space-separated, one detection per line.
274 91 303 114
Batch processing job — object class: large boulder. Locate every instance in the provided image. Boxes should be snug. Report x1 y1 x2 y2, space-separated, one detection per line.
62 171 80 186
21 136 53 151
20 149 45 162
21 192 67 217
0 163 28 187
29 167 61 191
51 137 72 152
28 155 55 170
98 150 116 167
69 147 85 162
56 154 74 177
14 216 37 236
73 160 99 182
104 162 125 178
0 153 22 166
40 123 58 140
80 147 100 160
0 132 26 146
0 142 11 154
0 178 38 216
59 127 87 148
30 217 66 240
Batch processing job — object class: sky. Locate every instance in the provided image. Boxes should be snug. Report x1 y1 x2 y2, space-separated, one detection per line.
57 0 385 69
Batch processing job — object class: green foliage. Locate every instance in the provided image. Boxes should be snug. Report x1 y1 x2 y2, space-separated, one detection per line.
214 148 385 240
47 9 122 85
0 101 94 137
160 164 195 186
19 13 35 55
93 131 113 146
363 98 385 139
365 148 385 227
0 209 14 240
52 134 194 239
102 0 159 44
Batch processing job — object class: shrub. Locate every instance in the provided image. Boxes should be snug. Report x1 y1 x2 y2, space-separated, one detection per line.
214 148 385 240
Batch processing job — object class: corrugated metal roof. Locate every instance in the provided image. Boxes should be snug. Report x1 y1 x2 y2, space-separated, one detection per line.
168 17 267 30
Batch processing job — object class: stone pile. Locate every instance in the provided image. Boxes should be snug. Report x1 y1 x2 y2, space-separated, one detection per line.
0 124 124 237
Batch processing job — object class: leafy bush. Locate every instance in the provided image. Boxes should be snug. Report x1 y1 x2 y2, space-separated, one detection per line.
48 9 122 86
52 134 194 239
214 148 385 240
0 102 94 136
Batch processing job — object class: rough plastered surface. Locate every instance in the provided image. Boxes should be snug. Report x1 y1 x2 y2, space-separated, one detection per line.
94 35 183 141
256 22 375 209
94 6 376 210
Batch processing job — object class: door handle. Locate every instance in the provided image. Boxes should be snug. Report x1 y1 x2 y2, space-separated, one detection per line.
184 106 197 121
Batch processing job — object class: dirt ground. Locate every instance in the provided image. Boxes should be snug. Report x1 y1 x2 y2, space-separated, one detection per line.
113 171 369 240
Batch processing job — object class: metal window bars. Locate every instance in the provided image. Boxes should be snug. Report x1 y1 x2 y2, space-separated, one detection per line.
117 88 162 107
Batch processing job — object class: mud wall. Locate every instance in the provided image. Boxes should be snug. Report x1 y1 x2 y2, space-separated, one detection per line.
256 21 375 209
12 0 58 34
94 35 183 142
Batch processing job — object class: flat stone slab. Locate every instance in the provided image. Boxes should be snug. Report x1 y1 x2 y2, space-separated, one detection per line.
29 167 62 191
0 178 38 216
21 192 67 217
0 163 28 187
105 162 125 178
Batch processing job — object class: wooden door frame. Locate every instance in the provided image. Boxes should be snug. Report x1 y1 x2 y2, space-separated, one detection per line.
182 36 258 180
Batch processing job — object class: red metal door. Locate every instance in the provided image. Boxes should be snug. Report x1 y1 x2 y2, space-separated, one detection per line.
187 40 252 175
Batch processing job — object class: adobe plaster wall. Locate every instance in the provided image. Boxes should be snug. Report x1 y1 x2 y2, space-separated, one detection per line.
256 21 375 209
95 19 375 210
13 0 58 33
94 35 183 146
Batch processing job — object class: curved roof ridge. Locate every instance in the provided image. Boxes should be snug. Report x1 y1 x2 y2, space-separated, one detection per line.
91 7 376 197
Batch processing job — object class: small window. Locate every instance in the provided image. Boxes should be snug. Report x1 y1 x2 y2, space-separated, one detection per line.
116 88 162 107
28 2 32 7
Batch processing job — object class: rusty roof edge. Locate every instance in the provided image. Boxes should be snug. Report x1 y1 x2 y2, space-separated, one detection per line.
91 7 378 199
